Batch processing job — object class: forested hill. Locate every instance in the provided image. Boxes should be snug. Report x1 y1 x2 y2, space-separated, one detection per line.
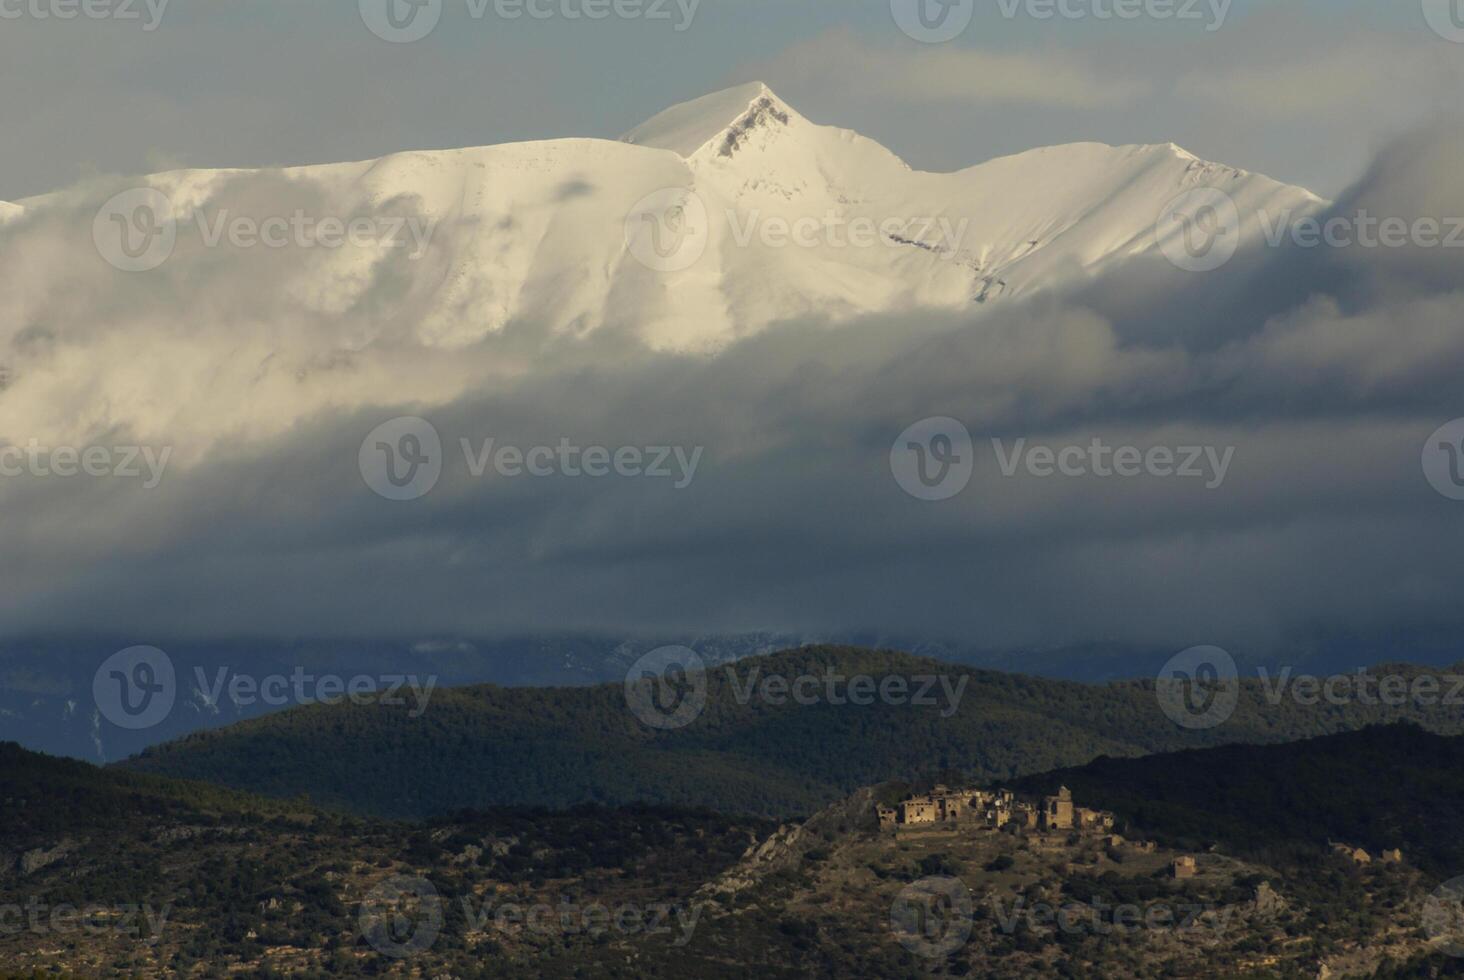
119 646 1464 819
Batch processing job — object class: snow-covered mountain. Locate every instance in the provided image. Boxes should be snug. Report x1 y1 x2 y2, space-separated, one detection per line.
11 82 1320 355
0 83 1324 459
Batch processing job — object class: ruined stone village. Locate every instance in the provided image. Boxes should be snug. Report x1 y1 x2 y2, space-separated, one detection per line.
878 785 1115 837
875 785 1401 879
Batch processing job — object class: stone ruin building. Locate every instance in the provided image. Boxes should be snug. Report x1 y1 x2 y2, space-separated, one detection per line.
877 784 1116 836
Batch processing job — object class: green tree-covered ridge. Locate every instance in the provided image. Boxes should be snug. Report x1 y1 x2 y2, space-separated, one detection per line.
121 646 1464 819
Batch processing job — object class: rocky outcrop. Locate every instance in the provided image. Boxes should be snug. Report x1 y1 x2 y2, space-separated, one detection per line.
698 786 881 905
1251 880 1286 919
20 839 74 875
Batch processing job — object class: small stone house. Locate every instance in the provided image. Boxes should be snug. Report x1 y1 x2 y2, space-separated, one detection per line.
1075 807 1116 832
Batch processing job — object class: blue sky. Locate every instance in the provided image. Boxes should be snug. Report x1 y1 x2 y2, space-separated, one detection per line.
1 0 1460 199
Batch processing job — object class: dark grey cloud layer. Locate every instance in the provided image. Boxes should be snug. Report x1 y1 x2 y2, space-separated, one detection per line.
2 128 1463 655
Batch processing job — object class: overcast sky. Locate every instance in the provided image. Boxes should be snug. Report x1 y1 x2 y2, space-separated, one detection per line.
2 0 1461 201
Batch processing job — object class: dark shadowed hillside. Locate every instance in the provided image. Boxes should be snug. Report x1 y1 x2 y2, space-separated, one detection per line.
1 742 772 978
1011 722 1464 881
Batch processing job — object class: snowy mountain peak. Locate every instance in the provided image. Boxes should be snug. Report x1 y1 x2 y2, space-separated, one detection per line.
621 81 802 159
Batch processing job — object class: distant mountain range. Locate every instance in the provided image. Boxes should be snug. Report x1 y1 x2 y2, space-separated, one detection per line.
0 633 802 762
120 646 1464 820
10 631 1463 765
